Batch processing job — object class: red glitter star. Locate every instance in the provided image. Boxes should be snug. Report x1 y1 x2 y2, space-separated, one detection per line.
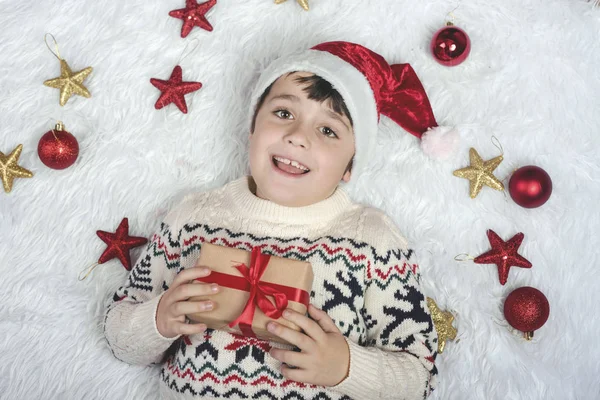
150 65 202 114
97 218 148 271
169 0 217 38
474 230 532 285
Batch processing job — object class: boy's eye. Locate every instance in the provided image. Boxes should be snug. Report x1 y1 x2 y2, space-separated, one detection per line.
320 126 338 139
274 109 293 119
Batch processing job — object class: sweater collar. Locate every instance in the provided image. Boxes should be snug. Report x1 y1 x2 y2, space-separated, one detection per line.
227 176 353 225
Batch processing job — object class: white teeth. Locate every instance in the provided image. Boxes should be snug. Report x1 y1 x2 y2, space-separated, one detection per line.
274 156 291 165
274 156 309 171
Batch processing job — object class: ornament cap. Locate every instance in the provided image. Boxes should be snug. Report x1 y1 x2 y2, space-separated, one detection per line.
524 331 534 341
55 121 65 131
446 21 454 26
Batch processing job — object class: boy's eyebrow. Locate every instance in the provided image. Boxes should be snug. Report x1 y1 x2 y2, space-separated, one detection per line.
325 109 351 132
269 94 300 103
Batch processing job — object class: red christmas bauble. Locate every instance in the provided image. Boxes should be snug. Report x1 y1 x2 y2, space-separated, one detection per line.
504 287 550 340
509 166 552 208
431 23 471 66
38 122 79 170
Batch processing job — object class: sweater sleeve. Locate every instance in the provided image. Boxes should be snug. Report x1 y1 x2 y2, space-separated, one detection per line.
103 201 187 366
332 213 438 400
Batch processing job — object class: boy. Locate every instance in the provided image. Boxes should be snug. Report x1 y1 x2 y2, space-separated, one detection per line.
104 41 452 400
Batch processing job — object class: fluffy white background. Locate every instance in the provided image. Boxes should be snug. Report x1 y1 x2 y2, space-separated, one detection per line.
1 0 599 399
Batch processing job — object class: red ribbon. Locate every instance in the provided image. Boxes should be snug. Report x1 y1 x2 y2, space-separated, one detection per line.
195 247 310 337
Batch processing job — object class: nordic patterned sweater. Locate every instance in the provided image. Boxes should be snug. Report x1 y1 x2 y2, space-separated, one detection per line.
104 176 438 400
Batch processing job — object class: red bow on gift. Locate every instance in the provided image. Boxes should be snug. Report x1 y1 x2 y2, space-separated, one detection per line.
228 247 289 335
195 246 310 338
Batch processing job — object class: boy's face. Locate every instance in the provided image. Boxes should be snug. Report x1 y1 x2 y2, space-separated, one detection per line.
249 72 354 207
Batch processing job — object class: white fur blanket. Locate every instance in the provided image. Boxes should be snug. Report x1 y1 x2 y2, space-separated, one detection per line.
1 0 599 399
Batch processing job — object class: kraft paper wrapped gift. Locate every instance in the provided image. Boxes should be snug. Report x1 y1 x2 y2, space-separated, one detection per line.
187 243 314 344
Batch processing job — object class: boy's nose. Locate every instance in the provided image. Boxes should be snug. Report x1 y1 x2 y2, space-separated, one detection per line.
284 127 310 149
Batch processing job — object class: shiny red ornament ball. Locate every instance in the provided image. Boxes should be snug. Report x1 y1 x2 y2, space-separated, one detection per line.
431 23 471 66
38 122 79 170
509 166 552 208
504 287 550 340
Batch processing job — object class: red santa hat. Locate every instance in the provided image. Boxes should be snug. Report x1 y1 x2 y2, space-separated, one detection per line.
249 41 459 179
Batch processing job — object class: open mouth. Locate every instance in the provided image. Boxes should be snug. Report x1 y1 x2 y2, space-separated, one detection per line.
272 155 310 175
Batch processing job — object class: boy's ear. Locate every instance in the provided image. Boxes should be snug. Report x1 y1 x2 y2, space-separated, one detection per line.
341 169 352 183
341 155 354 183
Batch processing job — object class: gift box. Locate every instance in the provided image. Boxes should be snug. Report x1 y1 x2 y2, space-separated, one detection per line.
187 243 314 345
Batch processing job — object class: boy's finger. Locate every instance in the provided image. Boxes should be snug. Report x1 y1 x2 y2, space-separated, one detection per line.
307 304 340 334
281 364 309 384
267 321 316 351
173 321 207 336
173 300 216 317
171 267 212 288
281 308 326 343
173 281 219 302
269 348 308 368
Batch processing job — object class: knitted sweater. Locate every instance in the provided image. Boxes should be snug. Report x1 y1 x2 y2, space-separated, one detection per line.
104 176 438 400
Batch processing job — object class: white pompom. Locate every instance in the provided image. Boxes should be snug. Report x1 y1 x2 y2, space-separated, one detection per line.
421 126 459 160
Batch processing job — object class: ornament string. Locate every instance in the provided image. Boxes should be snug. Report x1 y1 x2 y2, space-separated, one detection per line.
44 33 62 61
454 253 475 262
502 165 520 203
52 120 65 143
490 135 504 156
446 5 460 25
491 315 537 342
78 262 100 281
491 136 520 201
490 136 512 200
46 118 60 141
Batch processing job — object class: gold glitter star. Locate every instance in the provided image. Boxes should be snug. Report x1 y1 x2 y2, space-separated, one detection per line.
427 297 457 354
0 144 33 193
453 147 504 199
274 0 310 11
44 59 93 106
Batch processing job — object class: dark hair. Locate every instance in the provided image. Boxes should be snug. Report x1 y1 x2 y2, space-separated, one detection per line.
251 72 354 173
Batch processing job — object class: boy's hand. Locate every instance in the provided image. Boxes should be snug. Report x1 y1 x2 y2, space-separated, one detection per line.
156 267 219 338
267 304 350 387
